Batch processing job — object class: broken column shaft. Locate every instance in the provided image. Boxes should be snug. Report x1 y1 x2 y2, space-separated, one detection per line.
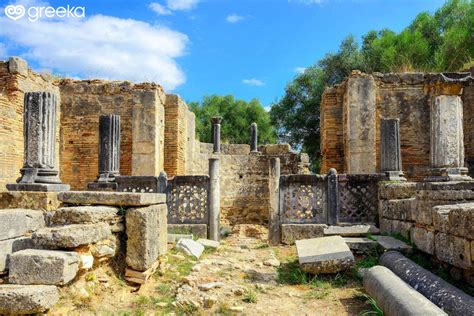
250 122 258 153
211 117 222 153
380 118 406 181
208 158 220 241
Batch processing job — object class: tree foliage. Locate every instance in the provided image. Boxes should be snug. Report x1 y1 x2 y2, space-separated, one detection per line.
271 0 474 172
189 95 276 145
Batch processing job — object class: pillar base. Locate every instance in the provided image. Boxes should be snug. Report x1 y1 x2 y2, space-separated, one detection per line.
424 167 472 182
87 181 117 191
6 183 70 192
18 167 62 184
384 171 407 182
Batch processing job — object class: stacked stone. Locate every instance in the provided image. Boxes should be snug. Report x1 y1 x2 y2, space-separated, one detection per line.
379 181 474 285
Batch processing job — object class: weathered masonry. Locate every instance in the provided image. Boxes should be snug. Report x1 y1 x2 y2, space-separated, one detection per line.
320 70 474 180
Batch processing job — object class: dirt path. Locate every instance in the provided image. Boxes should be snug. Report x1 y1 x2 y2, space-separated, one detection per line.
50 225 370 315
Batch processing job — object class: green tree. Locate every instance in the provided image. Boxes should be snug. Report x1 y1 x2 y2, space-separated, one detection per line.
189 95 276 145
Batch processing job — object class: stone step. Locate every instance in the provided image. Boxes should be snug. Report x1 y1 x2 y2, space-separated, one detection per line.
58 191 166 206
0 209 45 241
50 206 120 225
9 249 80 285
343 237 379 252
296 236 355 274
373 235 412 253
323 224 379 237
0 236 39 273
0 284 59 314
32 223 111 249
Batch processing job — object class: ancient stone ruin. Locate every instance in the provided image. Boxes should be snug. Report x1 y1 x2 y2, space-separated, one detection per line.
0 57 473 315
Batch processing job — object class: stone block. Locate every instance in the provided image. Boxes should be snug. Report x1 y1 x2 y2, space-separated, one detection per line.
0 236 38 272
33 223 111 249
379 198 415 221
281 224 327 245
0 192 61 211
0 285 59 314
176 239 204 259
8 56 28 76
323 225 379 237
373 236 412 253
58 191 166 206
378 182 417 200
433 207 450 233
9 249 80 285
296 236 355 274
168 234 194 243
390 220 413 239
168 224 208 239
343 237 379 252
51 206 119 225
126 204 167 271
197 239 220 249
410 227 435 254
263 144 291 155
412 199 436 226
0 209 45 241
435 233 471 269
447 203 474 239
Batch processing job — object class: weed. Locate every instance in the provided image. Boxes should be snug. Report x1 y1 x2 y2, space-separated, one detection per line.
277 260 310 285
356 294 384 316
305 278 332 300
242 289 258 303
255 242 270 249
356 256 379 269
85 272 96 282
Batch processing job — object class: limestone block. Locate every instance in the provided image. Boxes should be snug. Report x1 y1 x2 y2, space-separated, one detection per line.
263 144 291 155
0 209 45 241
323 225 379 237
8 56 28 76
410 227 435 254
435 233 471 269
197 239 220 249
126 204 167 271
9 249 80 285
51 206 119 225
379 182 417 200
176 239 204 259
433 207 450 233
0 236 38 272
33 223 111 249
168 234 194 243
379 198 415 221
281 224 327 245
373 236 412 253
58 191 166 206
0 285 59 314
447 203 474 239
412 199 436 226
343 237 379 252
390 220 413 239
296 236 355 274
0 192 61 211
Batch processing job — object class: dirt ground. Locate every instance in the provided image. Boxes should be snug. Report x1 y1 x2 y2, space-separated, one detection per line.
49 225 373 316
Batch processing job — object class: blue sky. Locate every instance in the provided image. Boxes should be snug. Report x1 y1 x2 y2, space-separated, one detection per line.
0 0 446 107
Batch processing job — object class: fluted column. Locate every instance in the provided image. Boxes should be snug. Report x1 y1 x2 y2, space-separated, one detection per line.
7 92 69 192
88 114 120 191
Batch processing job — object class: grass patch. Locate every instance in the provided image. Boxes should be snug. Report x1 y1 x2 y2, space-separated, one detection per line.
277 260 310 285
255 242 270 249
242 289 258 303
356 294 384 316
356 256 379 269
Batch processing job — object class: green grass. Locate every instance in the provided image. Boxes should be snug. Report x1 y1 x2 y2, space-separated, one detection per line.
242 289 258 303
356 294 384 316
277 260 310 285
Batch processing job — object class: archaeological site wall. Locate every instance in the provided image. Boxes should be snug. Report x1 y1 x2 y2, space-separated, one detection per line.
0 58 60 191
321 71 474 180
59 80 166 190
192 143 310 225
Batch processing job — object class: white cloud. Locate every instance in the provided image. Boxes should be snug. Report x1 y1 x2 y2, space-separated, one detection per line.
226 14 245 23
294 67 306 74
0 13 189 90
166 0 199 11
149 3 172 15
242 78 265 86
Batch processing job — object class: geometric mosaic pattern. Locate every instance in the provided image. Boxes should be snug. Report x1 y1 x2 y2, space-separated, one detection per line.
337 176 380 223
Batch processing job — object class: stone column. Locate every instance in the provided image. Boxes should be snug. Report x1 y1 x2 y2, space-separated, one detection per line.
250 122 258 153
7 92 70 192
268 158 281 245
88 115 121 191
211 117 222 153
158 171 168 193
426 95 471 181
326 168 339 225
381 119 406 181
208 158 220 241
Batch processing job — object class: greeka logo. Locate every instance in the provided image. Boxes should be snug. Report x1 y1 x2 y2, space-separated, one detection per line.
4 4 85 22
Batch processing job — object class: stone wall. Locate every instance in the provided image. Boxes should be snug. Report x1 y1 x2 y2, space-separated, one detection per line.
0 58 60 192
192 143 310 225
320 71 474 181
59 80 166 190
379 182 474 282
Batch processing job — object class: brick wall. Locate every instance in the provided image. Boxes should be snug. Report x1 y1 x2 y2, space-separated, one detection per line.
59 80 165 190
0 58 59 192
